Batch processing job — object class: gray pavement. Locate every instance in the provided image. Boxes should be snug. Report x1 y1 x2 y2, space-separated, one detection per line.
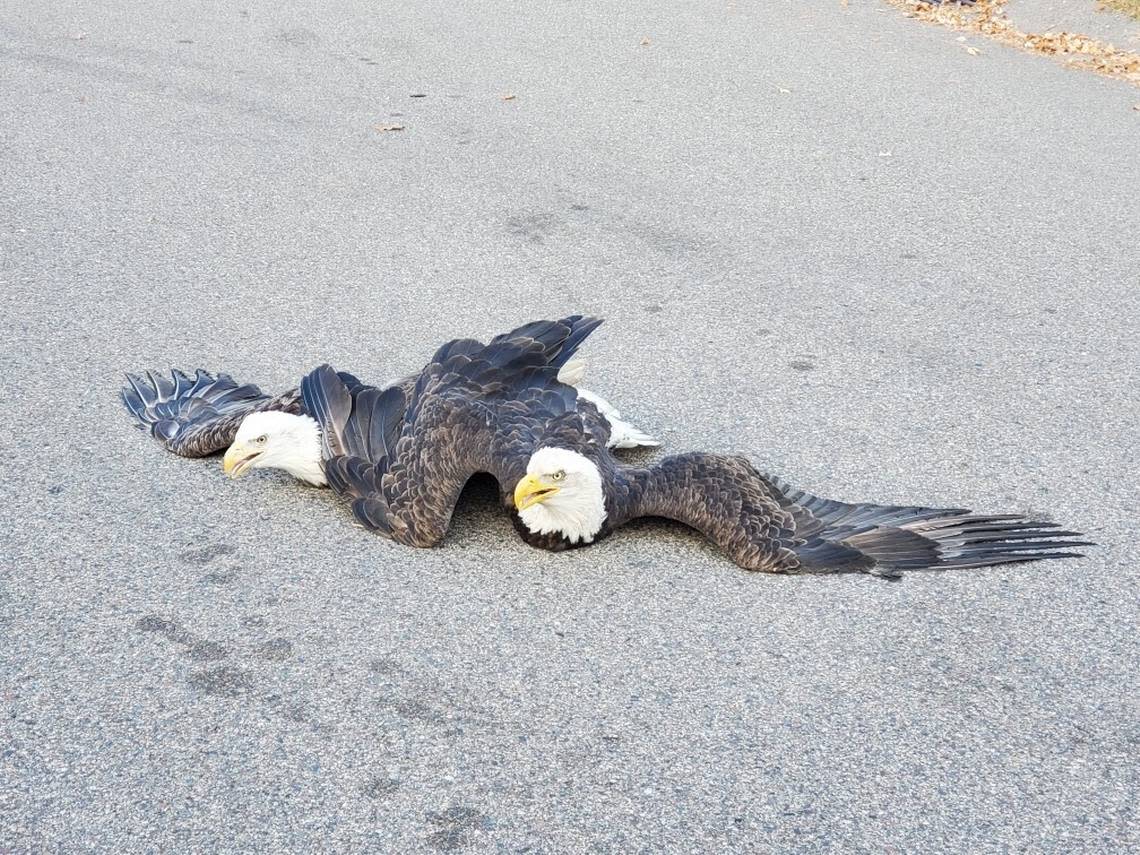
2 0 1138 851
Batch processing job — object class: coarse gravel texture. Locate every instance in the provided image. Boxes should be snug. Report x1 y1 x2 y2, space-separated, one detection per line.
1 0 1138 852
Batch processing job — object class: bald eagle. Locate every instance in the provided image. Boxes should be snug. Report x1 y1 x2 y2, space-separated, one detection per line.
216 319 1086 575
120 316 658 486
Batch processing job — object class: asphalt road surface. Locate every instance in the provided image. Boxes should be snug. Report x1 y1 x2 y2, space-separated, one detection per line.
2 1 1138 851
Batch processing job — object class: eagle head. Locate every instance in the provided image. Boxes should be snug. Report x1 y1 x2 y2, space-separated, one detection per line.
513 447 607 544
222 411 325 486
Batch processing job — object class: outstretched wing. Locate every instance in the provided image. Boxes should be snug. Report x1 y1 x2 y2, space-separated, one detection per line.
306 318 601 547
298 364 403 539
611 454 1090 575
488 315 603 371
759 474 1090 576
299 366 388 460
121 369 303 457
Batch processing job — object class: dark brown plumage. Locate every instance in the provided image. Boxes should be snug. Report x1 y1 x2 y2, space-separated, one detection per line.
121 317 1089 575
119 318 602 461
306 318 1090 574
603 457 1088 575
120 369 307 456
306 318 604 547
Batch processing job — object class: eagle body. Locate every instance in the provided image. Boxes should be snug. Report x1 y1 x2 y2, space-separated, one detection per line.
122 316 1089 576
295 320 1088 575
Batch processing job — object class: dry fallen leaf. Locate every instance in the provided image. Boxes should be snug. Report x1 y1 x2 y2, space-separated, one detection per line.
778 87 791 94
640 37 651 46
965 46 981 55
374 124 405 132
885 0 1140 89
501 93 516 101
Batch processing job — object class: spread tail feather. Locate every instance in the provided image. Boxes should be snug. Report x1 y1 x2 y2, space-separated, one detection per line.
575 387 660 449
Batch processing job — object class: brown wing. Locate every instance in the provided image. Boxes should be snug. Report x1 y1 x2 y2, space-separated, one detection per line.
609 454 799 571
121 369 302 457
609 454 1090 575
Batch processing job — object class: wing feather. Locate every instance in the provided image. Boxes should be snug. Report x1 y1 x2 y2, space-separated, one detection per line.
300 364 353 459
120 368 301 457
610 455 1090 574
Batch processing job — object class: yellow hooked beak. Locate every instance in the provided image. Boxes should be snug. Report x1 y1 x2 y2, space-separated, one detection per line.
222 443 261 479
513 474 560 510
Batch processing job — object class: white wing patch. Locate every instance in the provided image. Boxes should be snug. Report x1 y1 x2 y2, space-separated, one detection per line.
556 359 587 387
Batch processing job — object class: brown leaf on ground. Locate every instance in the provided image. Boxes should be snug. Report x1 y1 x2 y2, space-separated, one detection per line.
640 37 651 46
886 0 1140 87
501 94 516 101
374 124 405 132
1099 0 1140 23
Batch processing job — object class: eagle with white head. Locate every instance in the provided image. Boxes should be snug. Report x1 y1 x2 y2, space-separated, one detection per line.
282 322 1090 574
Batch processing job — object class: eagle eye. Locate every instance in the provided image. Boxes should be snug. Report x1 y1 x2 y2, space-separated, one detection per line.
551 470 566 481
255 435 268 444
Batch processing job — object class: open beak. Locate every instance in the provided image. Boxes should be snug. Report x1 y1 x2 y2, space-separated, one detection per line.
222 444 261 479
513 474 560 510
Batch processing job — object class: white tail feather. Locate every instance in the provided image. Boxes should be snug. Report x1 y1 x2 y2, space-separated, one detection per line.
575 387 660 449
